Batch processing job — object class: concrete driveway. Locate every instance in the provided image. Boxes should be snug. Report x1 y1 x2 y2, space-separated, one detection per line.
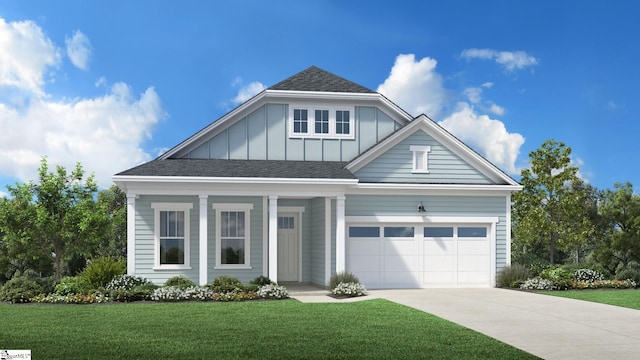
368 288 640 360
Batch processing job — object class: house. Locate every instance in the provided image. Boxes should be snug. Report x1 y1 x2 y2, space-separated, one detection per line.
113 66 521 289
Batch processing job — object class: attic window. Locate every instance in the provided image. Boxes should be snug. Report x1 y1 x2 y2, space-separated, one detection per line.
289 104 354 139
410 145 431 173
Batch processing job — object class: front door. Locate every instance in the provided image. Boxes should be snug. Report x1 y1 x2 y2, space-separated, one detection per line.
277 213 299 281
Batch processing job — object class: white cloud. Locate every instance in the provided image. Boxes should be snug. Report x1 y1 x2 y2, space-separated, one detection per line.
481 82 494 89
232 81 265 105
439 102 524 174
376 54 447 118
489 102 505 116
0 17 166 188
0 17 61 95
464 87 482 104
65 30 92 70
461 48 538 71
95 76 107 87
0 189 7 198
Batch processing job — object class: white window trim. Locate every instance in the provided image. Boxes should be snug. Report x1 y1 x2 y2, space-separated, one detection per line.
410 145 431 173
288 104 355 139
213 203 254 269
151 202 193 270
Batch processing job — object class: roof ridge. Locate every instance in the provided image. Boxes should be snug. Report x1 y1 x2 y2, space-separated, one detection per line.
268 65 375 93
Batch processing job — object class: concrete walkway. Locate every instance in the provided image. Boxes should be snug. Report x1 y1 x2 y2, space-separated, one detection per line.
291 287 640 359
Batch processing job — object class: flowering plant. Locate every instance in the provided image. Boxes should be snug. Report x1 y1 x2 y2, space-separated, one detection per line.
573 269 605 282
106 274 153 291
257 284 289 299
332 282 367 297
520 277 555 290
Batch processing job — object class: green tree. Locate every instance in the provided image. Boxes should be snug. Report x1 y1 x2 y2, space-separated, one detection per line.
95 185 127 259
512 140 594 265
593 182 640 274
0 158 109 281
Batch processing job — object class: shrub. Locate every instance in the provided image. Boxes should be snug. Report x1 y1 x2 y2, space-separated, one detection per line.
257 284 289 299
151 286 215 302
520 277 555 290
79 256 126 290
496 264 532 288
164 275 196 288
573 269 605 282
250 275 274 286
109 284 158 302
332 282 367 297
55 276 91 295
211 275 243 293
31 292 109 304
571 279 637 289
540 266 572 290
562 263 611 278
105 274 153 291
615 268 640 286
329 272 360 290
0 276 45 303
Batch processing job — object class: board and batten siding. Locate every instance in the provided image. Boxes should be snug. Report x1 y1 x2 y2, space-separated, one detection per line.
354 130 494 184
345 194 509 273
184 104 402 162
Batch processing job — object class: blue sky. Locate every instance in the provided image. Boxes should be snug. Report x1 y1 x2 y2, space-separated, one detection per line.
0 1 638 196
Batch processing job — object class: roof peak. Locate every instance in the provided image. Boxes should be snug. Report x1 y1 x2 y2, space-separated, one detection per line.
268 66 375 93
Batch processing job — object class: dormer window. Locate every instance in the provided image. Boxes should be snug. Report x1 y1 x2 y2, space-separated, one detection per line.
410 145 431 173
289 104 354 139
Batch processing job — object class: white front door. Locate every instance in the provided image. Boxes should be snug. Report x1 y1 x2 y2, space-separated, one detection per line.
277 213 299 281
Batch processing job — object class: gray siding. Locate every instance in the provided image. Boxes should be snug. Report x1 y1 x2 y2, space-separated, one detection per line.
345 194 508 275
310 198 326 286
354 130 494 184
184 105 402 162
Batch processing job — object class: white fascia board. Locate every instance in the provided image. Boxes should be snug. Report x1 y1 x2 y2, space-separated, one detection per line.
347 183 521 197
345 216 500 224
112 175 358 185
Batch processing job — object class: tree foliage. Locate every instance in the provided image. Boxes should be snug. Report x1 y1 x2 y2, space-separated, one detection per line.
0 158 110 281
512 140 595 264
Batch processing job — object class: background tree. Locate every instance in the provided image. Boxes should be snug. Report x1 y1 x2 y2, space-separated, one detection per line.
512 139 594 265
592 182 640 274
95 185 127 259
0 158 110 281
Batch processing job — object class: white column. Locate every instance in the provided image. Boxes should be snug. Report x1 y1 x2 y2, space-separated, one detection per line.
268 196 278 283
126 194 137 275
199 195 208 286
324 197 332 286
335 195 346 273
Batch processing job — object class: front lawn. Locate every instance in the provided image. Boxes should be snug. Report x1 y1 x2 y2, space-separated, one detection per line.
1 299 537 359
539 289 640 310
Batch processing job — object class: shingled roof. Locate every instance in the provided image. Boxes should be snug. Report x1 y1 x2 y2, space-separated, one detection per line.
269 66 375 93
116 159 357 180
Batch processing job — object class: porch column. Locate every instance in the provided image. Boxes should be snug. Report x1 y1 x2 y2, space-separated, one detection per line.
324 197 332 286
335 195 346 273
199 195 208 285
126 194 137 275
268 195 278 283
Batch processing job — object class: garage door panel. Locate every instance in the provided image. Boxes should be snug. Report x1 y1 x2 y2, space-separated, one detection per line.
423 255 454 271
384 255 417 272
424 239 454 255
384 271 420 285
348 239 380 256
458 239 488 255
458 271 488 284
356 272 382 287
384 239 415 255
458 255 488 272
348 256 380 272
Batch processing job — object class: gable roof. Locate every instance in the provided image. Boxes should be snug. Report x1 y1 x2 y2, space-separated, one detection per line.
269 66 375 93
116 159 356 179
346 115 521 186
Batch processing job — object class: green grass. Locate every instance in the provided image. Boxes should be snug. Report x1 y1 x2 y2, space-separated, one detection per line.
540 289 640 310
0 299 537 359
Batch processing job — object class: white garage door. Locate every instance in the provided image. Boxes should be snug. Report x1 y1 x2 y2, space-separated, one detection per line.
347 224 490 289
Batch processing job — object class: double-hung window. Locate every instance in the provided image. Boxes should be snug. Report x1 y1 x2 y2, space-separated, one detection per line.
335 110 350 135
293 109 308 134
314 110 329 134
213 203 253 269
152 203 192 269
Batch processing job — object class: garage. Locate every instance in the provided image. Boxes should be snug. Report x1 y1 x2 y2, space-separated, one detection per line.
346 223 492 289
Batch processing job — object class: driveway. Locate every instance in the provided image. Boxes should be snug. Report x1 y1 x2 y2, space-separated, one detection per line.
368 288 640 360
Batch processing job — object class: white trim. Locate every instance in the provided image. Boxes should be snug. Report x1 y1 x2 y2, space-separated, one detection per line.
505 194 512 267
262 196 268 277
278 206 306 213
410 145 431 173
324 197 332 286
114 175 358 186
346 216 499 224
150 202 193 270
268 196 278 283
490 221 497 287
198 195 208 285
212 203 254 269
335 195 346 273
126 195 137 275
